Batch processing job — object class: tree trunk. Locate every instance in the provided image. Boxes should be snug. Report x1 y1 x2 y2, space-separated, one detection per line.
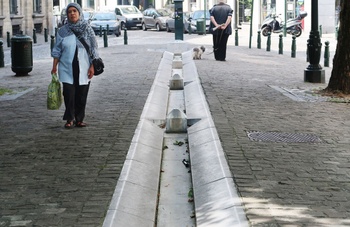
325 0 350 94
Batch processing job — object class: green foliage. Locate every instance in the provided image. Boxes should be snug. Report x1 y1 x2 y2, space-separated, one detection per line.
239 0 252 8
188 187 193 198
173 140 184 146
0 88 12 96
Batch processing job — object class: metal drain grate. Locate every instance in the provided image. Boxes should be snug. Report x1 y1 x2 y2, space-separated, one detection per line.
247 131 323 143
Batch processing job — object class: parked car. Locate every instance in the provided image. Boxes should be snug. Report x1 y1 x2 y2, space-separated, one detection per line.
142 8 172 31
57 8 93 27
165 12 190 33
90 12 121 37
189 10 211 33
115 5 143 30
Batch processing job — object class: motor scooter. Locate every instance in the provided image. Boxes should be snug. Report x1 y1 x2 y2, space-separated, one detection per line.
261 11 307 37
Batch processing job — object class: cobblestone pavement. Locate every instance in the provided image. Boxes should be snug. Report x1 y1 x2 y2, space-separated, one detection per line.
1 28 350 227
0 39 163 226
194 42 350 226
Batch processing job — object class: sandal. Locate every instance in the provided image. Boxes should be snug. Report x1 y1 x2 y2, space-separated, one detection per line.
75 121 87 127
64 121 74 129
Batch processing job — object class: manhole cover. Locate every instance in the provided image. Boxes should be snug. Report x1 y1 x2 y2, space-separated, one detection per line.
247 131 323 143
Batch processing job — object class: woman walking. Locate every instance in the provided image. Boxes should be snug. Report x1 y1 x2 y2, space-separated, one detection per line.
51 3 99 129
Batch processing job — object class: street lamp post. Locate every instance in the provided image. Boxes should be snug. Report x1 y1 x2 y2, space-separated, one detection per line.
304 0 325 83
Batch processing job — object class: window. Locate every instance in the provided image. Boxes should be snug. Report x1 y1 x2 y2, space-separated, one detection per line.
84 0 94 9
34 0 41 13
10 0 18 14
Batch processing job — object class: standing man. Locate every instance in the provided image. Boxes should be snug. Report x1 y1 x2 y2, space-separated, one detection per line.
209 0 233 61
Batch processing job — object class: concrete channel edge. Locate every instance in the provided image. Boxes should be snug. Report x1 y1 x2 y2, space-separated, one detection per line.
103 43 249 227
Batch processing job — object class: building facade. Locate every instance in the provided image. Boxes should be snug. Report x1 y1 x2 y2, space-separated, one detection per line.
0 0 340 39
0 0 53 37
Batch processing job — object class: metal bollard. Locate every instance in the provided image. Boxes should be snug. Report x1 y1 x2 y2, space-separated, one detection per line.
319 25 322 38
257 31 261 49
99 26 102 37
278 34 283 54
0 40 4 68
324 41 330 67
266 32 271 52
44 28 48 42
7 32 11 47
103 30 108 47
50 35 55 51
33 29 37 44
291 35 296 58
124 28 128 45
235 29 238 46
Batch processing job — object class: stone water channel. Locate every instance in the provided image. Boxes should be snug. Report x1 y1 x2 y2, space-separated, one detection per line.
102 44 248 227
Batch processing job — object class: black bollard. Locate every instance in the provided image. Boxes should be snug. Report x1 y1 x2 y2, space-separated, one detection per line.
0 40 4 68
50 35 55 51
103 30 108 47
324 41 330 67
99 26 102 37
257 31 261 49
319 25 322 38
235 29 238 46
266 32 271 52
291 35 296 58
33 29 37 44
124 28 128 45
7 32 11 47
44 28 48 42
278 34 283 55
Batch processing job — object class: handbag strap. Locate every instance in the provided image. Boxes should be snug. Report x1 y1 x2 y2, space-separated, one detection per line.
72 31 94 59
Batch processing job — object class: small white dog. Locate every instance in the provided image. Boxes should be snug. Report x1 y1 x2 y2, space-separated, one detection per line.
192 46 206 60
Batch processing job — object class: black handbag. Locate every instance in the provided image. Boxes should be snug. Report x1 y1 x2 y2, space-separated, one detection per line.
73 32 104 76
91 57 104 76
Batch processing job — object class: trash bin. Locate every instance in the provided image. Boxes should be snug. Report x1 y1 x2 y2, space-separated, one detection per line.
11 33 33 76
196 19 205 35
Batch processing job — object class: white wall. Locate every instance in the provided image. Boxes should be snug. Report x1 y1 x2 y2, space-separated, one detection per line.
303 0 335 35
319 0 335 34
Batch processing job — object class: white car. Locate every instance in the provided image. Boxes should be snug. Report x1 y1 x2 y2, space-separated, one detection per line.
115 5 143 30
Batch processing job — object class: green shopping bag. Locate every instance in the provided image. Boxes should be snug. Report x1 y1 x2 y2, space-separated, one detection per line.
47 73 62 110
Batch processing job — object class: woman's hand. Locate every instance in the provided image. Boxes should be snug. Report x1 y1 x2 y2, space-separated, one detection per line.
88 64 94 79
51 58 59 75
51 68 57 75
